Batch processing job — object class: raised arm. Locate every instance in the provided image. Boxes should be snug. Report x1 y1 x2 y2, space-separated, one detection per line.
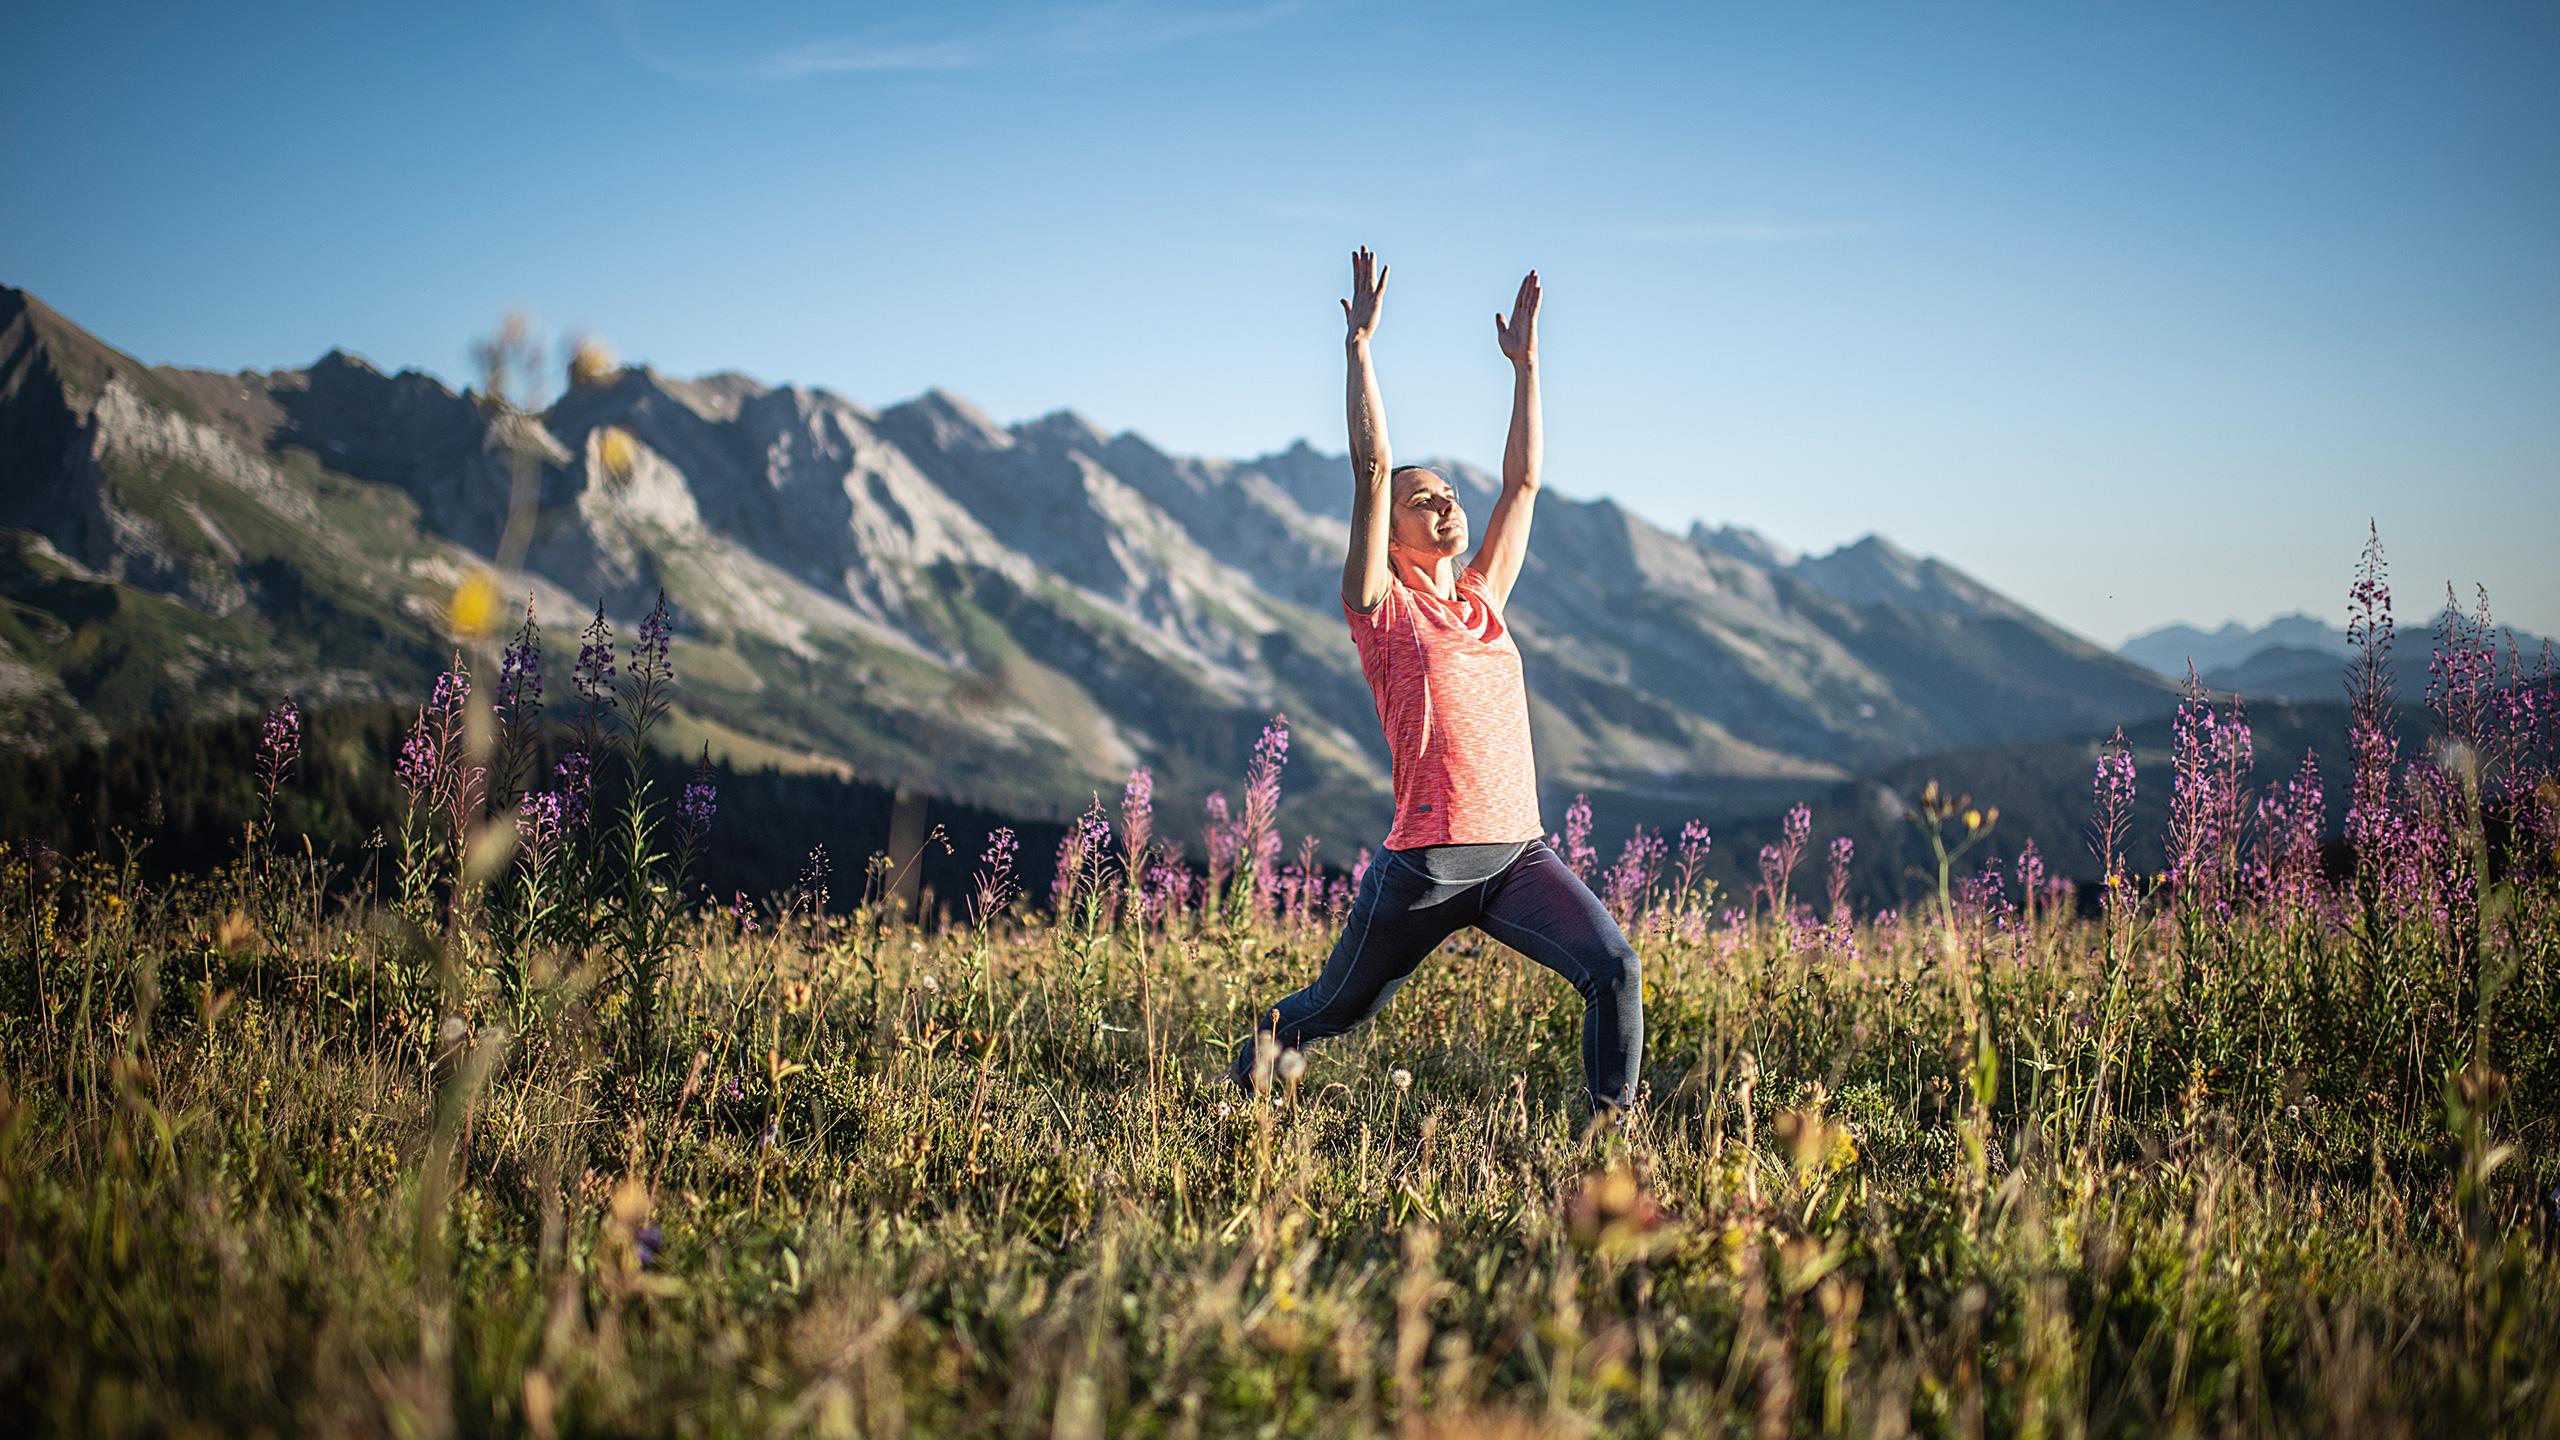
1469 269 1542 612
1340 247 1395 614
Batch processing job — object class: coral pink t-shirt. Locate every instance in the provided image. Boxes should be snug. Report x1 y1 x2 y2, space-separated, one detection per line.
1343 563 1545 849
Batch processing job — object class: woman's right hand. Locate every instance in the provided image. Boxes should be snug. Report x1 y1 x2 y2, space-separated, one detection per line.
1342 246 1388 345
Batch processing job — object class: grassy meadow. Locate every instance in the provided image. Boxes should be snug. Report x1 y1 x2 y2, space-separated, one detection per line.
4 562 2559 1439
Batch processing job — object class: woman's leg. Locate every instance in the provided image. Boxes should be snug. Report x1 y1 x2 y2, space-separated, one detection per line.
1472 840 1645 1118
1228 850 1472 1092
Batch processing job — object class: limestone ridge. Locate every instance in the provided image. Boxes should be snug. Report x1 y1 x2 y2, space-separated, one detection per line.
0 284 2177 849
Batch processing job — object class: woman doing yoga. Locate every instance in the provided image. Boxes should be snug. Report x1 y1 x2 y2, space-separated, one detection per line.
1229 248 1646 1126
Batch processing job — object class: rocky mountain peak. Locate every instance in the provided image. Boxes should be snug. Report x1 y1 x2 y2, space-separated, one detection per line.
881 387 1009 452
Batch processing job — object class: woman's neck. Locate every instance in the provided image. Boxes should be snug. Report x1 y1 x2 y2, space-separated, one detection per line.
1388 549 1456 601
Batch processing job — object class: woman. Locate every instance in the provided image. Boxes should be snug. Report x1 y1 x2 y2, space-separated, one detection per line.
1229 248 1645 1128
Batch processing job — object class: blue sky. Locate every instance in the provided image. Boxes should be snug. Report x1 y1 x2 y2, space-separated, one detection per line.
6 1 2554 647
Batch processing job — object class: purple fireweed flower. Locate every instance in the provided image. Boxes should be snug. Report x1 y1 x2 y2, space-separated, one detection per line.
498 618 543 719
1758 803 1812 913
2250 749 2325 917
1603 826 1666 922
1561 793 1598 881
396 714 440 797
1053 832 1084 913
1826 835 1855 922
1672 818 1712 906
1962 856 2017 930
2427 582 2501 760
1140 858 1193 925
1350 845 1372 895
1053 793 1114 915
974 825 1019 920
1202 791 1239 895
2089 727 2137 897
678 763 717 844
517 789 571 868
631 589 674 690
555 747 595 797
1238 716 1290 917
1121 765 1154 874
2345 523 2408 901
2163 674 2254 914
258 697 301 800
1079 798 1114 853
575 603 618 709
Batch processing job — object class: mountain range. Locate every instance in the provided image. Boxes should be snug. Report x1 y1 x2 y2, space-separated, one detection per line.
3 283 2187 865
2119 611 2551 705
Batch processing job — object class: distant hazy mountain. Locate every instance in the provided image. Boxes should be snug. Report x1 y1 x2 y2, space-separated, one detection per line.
2121 611 2550 704
1 284 2179 863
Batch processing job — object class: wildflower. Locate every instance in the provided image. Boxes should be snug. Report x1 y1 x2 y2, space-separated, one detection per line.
598 425 638 486
1603 826 1666 922
1562 793 1598 878
567 335 619 390
574 604 617 708
497 621 543 719
628 590 675 692
517 789 571 854
257 697 301 800
396 722 439 797
1825 835 1854 922
1238 716 1291 915
1391 1067 1413 1091
2089 728 2137 907
1121 764 1154 871
551 747 595 829
974 826 1018 920
1277 1048 1308 1085
448 571 500 637
678 744 717 843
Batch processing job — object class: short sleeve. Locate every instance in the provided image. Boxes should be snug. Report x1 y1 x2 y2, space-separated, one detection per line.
1344 582 1395 633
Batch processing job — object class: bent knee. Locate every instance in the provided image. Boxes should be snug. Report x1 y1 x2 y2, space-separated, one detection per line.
1584 943 1641 999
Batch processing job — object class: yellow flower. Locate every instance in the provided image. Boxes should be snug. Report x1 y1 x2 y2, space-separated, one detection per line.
449 571 500 637
568 335 619 390
1963 809 1982 831
597 426 638 486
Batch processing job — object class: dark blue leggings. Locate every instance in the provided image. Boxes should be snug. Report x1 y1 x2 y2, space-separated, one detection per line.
1229 838 1644 1114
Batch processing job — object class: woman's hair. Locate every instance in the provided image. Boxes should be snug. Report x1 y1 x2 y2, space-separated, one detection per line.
1389 464 1433 482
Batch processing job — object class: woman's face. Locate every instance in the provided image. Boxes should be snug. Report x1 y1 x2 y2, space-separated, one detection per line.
1390 468 1467 560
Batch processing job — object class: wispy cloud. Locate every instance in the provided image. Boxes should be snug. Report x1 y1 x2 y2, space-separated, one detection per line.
1606 217 1898 244
758 36 989 79
609 0 1313 86
1047 1 1311 59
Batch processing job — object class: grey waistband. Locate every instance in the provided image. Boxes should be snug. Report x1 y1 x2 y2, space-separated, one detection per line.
1383 839 1533 886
